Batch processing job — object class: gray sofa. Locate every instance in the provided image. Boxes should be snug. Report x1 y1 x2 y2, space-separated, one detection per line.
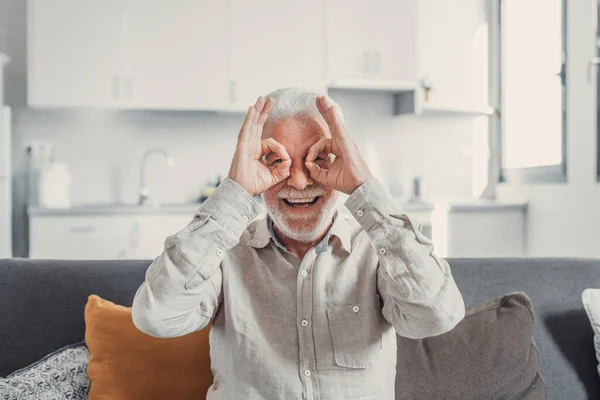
1 258 599 399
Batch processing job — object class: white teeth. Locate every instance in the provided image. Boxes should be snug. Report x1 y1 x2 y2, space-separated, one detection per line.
286 197 317 203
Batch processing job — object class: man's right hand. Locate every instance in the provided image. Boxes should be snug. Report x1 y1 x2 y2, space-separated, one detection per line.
228 96 291 197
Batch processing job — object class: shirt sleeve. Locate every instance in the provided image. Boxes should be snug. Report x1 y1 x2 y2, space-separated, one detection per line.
344 177 465 339
132 177 262 338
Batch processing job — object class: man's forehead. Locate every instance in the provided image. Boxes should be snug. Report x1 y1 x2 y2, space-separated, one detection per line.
262 115 331 141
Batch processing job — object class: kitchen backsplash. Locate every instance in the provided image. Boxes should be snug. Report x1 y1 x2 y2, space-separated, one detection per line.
14 90 477 206
13 91 476 207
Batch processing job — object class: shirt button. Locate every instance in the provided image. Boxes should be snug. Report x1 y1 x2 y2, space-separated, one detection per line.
217 249 224 256
379 248 386 255
300 270 308 277
356 209 364 217
242 215 249 223
352 305 360 313
304 370 311 377
301 319 309 327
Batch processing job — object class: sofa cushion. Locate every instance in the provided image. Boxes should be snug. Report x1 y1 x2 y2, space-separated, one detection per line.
85 295 213 400
582 289 600 378
0 342 89 399
395 292 546 399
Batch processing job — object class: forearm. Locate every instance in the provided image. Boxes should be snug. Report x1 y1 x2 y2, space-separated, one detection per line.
132 178 262 338
345 177 465 338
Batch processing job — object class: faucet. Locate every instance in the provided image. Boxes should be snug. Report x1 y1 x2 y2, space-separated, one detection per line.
138 148 175 206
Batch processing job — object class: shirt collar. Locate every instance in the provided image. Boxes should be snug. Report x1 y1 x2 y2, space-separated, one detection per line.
248 210 352 254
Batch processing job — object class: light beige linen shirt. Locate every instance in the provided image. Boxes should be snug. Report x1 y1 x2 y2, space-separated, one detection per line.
132 177 465 400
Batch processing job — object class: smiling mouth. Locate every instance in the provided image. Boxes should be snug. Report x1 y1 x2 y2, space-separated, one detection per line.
283 196 320 208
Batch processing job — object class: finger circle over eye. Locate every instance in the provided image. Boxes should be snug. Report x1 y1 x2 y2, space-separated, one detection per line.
261 138 290 160
307 137 331 162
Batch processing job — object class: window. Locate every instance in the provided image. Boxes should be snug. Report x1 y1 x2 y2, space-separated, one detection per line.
597 2 600 181
497 0 566 183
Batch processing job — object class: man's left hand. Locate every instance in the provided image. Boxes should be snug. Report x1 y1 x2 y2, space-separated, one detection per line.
305 96 373 195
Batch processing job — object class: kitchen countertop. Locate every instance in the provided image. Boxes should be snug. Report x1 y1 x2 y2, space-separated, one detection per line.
28 203 205 216
28 197 527 216
393 197 528 212
433 198 528 212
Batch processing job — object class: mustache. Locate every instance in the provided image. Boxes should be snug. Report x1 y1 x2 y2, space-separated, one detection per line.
276 186 327 199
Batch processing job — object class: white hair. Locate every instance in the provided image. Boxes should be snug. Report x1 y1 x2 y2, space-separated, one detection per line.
264 87 334 123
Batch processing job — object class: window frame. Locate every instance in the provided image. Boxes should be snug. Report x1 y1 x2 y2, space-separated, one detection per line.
495 0 568 184
597 3 600 182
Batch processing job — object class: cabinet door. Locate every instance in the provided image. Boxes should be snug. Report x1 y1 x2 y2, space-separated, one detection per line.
371 0 417 81
325 0 372 81
28 0 123 107
131 215 193 260
29 215 135 259
228 0 326 110
123 0 229 110
417 0 489 107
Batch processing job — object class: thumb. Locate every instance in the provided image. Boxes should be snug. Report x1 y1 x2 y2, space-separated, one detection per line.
305 161 328 185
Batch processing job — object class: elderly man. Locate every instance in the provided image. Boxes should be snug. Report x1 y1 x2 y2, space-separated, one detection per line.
132 88 465 400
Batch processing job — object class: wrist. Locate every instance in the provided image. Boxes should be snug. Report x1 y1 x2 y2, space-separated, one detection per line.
347 174 373 195
227 173 256 197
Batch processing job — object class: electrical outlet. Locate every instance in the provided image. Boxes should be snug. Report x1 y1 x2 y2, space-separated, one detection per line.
24 141 53 159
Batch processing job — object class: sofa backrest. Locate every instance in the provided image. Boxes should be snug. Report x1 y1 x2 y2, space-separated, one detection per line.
0 259 149 377
1 258 600 400
449 258 600 400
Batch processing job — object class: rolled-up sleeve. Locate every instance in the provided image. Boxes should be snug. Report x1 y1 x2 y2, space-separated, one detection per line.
132 177 262 338
345 177 465 339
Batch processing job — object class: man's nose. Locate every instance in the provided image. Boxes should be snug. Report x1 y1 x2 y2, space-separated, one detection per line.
287 164 314 191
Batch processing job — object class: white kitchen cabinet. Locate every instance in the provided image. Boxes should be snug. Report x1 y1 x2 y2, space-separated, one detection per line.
28 0 123 107
28 0 228 110
326 0 417 84
29 215 136 259
122 0 229 110
416 0 490 109
29 0 420 110
227 0 326 110
130 214 193 260
29 212 194 260
431 202 527 257
325 0 371 81
371 0 417 82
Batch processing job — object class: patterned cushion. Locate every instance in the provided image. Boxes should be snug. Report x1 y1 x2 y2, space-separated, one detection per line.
0 343 90 399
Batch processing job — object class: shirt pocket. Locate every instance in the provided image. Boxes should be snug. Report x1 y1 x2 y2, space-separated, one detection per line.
326 295 383 369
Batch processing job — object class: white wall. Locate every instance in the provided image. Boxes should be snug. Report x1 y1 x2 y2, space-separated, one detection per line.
2 0 482 257
497 0 600 257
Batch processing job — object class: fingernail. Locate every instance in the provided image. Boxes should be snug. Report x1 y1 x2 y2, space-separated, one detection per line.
324 96 334 108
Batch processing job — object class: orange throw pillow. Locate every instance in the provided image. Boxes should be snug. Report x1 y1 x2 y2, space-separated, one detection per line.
84 295 213 400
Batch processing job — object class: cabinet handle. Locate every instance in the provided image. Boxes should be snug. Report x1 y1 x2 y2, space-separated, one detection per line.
363 52 370 73
69 226 95 234
373 52 381 74
112 77 120 100
229 81 237 103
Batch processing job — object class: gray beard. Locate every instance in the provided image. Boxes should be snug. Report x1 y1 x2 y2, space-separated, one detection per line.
265 199 339 243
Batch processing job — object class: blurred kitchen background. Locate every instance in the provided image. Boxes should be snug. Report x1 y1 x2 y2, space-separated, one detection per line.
0 0 598 260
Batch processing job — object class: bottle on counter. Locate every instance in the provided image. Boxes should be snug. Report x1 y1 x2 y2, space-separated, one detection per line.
409 176 423 204
38 162 72 208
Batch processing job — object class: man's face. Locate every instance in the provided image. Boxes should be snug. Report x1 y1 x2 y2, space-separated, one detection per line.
261 115 339 243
